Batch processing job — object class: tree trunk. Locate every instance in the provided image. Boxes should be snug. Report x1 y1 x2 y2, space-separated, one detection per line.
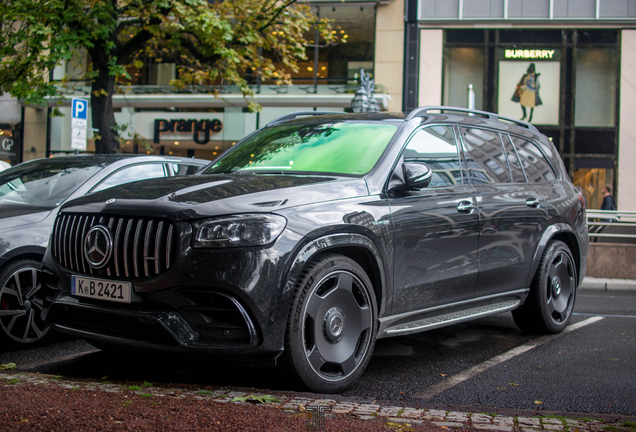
90 58 119 154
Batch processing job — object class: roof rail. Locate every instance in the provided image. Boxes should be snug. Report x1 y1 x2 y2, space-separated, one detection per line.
405 106 540 134
266 111 343 127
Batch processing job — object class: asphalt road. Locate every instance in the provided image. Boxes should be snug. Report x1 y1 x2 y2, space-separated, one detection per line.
1 287 634 416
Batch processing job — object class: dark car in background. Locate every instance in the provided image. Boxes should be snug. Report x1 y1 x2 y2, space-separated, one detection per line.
41 108 588 393
0 155 209 347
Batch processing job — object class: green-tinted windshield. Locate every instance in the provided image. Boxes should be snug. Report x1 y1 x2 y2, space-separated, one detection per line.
204 121 398 176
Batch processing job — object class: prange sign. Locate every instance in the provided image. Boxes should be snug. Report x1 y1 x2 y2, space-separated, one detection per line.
154 118 223 144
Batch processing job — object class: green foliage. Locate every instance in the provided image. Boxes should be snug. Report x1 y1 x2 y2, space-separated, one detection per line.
0 363 17 370
0 0 336 153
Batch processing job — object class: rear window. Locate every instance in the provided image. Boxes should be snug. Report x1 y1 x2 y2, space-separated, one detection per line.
204 121 398 176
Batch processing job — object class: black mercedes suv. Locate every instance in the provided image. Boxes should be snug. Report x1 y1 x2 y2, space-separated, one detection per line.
41 107 588 393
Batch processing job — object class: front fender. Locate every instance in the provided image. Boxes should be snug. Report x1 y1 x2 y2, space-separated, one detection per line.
283 233 389 317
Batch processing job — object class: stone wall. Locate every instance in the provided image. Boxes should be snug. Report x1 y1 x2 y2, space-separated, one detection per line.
585 243 636 279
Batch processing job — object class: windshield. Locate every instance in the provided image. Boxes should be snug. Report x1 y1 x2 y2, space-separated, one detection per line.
204 121 398 176
0 161 105 208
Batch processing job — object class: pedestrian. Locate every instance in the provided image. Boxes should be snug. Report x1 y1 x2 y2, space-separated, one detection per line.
601 184 616 211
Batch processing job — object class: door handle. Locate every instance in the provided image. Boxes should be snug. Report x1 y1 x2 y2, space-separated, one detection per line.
457 200 474 214
526 197 540 208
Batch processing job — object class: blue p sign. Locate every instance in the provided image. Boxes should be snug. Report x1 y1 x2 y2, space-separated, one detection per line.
72 98 88 120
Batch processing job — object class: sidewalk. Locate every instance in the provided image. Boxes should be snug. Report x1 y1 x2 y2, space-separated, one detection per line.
580 276 636 290
1 372 635 431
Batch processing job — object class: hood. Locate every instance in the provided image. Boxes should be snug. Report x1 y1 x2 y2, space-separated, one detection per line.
0 205 53 230
59 174 369 221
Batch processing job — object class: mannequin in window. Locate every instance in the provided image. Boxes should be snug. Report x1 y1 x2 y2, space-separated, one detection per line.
511 63 542 122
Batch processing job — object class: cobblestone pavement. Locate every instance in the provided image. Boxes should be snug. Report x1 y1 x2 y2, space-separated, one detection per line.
2 372 635 431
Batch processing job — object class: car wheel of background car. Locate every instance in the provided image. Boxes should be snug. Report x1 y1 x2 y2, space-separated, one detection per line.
284 254 378 393
0 259 50 345
512 240 577 334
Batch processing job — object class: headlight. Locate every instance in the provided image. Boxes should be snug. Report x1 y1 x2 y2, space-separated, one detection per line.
194 214 287 248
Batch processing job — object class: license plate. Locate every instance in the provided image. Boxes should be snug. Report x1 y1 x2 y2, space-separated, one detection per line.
71 275 131 304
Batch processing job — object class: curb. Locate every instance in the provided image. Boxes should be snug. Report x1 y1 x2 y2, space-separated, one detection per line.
580 277 636 291
1 372 635 432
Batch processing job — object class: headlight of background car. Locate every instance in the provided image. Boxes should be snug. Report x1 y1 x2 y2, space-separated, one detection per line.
194 214 287 248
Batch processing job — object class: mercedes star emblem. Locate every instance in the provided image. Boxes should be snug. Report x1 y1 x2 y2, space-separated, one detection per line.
84 225 113 269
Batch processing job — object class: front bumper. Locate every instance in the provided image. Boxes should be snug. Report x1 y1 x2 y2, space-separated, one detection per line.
42 225 305 362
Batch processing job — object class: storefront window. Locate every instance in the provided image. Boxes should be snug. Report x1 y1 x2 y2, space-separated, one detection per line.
318 5 375 84
575 48 618 127
0 127 18 167
573 166 615 210
443 47 484 110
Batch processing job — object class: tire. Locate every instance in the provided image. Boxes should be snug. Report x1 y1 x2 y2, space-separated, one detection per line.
284 254 378 393
0 259 51 346
512 240 577 334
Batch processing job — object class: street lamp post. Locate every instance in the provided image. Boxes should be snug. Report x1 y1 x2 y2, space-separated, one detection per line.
351 68 380 113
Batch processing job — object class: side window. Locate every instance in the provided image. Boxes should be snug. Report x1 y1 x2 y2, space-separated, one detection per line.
170 163 203 176
403 125 463 187
501 134 527 183
510 136 557 183
91 163 168 193
459 127 511 184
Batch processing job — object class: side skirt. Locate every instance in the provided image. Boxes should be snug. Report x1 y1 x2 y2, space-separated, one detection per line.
377 289 529 338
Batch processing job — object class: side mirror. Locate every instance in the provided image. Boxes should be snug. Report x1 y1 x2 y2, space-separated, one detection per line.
403 162 432 189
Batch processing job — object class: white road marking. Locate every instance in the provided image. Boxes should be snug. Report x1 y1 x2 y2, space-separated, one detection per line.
413 316 604 400
574 312 636 319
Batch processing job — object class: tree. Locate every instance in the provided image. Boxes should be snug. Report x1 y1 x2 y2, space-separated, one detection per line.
0 0 336 153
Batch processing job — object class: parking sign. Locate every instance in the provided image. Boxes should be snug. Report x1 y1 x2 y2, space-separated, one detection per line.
71 98 88 150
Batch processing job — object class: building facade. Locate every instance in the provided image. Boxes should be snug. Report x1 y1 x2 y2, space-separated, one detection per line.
405 0 636 210
4 0 636 210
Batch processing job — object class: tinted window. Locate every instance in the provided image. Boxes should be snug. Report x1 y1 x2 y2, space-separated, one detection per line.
92 163 168 193
205 121 397 176
501 134 527 183
0 161 104 208
402 125 462 187
171 163 202 176
510 136 557 183
460 127 511 184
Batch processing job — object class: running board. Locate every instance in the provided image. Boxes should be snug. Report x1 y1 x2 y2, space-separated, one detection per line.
379 299 522 338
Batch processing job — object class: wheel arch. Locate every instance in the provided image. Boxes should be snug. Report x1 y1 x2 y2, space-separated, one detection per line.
284 233 388 318
0 246 46 272
526 224 582 288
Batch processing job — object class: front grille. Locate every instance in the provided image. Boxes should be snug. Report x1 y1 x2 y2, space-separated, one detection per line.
52 213 177 279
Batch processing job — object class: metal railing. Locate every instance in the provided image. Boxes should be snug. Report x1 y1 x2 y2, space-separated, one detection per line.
586 210 636 243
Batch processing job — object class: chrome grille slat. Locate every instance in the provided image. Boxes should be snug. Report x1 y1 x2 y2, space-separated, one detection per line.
70 215 80 273
88 216 98 276
133 219 145 278
106 217 116 277
154 221 165 275
52 214 176 280
78 216 90 275
123 219 134 278
166 225 174 270
143 220 155 278
114 218 124 278
61 215 71 268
